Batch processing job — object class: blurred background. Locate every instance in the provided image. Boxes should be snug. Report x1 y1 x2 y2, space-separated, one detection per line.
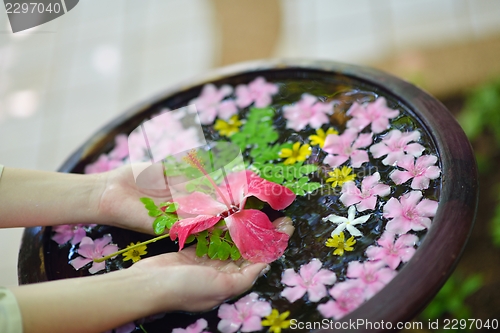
1 0 500 329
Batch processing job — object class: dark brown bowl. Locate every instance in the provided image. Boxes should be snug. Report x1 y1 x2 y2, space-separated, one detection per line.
18 60 477 332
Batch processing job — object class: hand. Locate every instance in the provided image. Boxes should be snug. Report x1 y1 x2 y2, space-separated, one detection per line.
130 217 294 313
97 164 172 234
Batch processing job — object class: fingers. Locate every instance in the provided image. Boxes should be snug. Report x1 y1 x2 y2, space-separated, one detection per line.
272 216 295 237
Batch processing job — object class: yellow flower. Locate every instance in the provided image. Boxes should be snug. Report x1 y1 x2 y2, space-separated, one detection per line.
279 142 311 165
214 115 243 137
326 166 356 187
325 231 356 256
122 242 148 263
261 309 291 333
309 128 338 148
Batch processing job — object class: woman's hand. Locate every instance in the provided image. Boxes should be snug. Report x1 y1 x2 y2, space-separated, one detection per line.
96 164 172 234
131 216 293 312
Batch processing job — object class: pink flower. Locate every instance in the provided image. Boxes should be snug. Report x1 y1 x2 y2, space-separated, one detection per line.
280 259 337 303
217 292 271 333
346 261 397 299
70 235 119 274
173 319 211 333
346 97 400 133
317 280 365 320
283 94 333 131
235 77 278 108
52 224 96 245
109 134 129 160
170 170 296 263
190 84 237 124
340 172 391 211
366 232 418 269
390 155 441 190
323 129 373 168
84 154 123 174
369 129 424 165
383 191 439 234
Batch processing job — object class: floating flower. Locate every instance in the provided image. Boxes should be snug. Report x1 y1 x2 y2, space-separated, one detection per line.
214 115 243 137
326 166 356 188
280 259 337 303
390 155 441 190
383 191 438 234
235 77 278 108
70 235 119 274
122 242 148 263
369 129 424 165
261 309 291 333
217 292 271 333
309 128 338 148
283 94 333 131
323 129 372 168
190 84 237 124
346 261 397 299
366 232 418 269
325 232 356 256
346 97 400 133
317 280 365 320
84 154 123 174
170 170 296 263
278 142 311 165
52 224 96 245
340 172 391 211
323 205 371 237
108 134 129 160
172 319 211 333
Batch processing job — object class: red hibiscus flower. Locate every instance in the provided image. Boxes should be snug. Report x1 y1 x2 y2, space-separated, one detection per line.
169 170 296 263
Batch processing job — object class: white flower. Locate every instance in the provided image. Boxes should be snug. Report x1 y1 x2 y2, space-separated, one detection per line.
323 206 371 237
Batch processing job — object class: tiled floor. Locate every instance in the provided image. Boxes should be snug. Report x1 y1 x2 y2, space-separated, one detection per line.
1 0 500 287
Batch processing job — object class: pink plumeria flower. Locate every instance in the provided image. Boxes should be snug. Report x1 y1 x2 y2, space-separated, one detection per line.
84 154 123 174
70 235 119 274
173 319 211 333
366 232 418 269
383 191 439 234
323 129 372 168
280 259 337 303
170 170 296 263
346 97 400 133
346 261 397 299
52 224 96 245
235 77 278 108
340 172 391 212
323 205 371 237
369 129 424 166
317 280 365 320
109 134 129 160
217 292 271 333
283 93 333 131
390 155 441 190
190 84 237 124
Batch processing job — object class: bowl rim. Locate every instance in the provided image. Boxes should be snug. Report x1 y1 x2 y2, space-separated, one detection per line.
18 59 478 332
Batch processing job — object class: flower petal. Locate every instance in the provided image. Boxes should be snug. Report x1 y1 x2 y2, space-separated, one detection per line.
245 171 296 210
225 209 289 263
170 215 222 250
175 191 228 216
281 286 306 303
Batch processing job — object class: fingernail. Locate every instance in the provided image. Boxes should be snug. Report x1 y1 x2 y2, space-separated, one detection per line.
259 265 271 277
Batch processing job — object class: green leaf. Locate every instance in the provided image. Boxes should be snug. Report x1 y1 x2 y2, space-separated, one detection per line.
208 239 220 259
195 236 208 257
300 164 317 175
218 242 231 260
140 197 155 205
230 245 241 260
303 182 321 193
153 216 167 235
148 209 163 217
163 214 178 229
185 235 196 244
159 202 178 213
